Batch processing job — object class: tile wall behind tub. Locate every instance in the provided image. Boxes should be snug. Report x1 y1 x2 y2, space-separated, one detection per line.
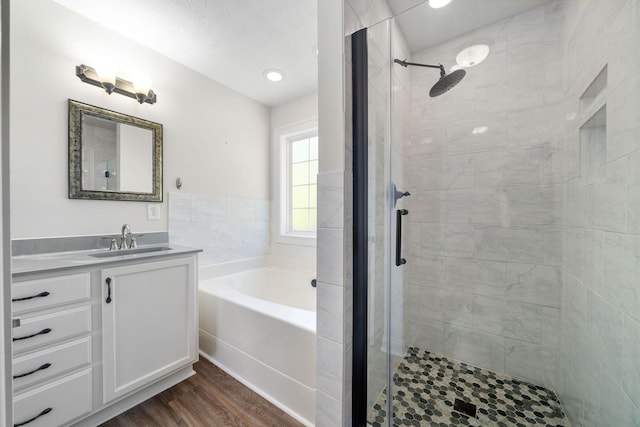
168 192 270 265
404 2 566 390
558 0 640 425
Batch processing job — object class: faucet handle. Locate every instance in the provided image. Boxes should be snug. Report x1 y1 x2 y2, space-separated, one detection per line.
99 236 119 251
129 234 144 249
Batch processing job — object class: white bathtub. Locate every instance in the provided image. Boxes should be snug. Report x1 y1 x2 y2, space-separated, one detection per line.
198 265 316 426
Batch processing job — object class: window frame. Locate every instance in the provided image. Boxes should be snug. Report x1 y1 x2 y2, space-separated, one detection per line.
272 119 318 246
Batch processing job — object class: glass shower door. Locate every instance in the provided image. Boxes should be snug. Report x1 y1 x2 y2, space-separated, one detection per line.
365 17 393 425
364 17 410 427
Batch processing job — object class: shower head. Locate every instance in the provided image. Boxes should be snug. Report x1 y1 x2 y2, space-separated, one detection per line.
429 69 466 97
394 58 466 97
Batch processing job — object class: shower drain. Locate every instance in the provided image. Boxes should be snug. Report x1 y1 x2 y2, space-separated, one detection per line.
453 398 477 418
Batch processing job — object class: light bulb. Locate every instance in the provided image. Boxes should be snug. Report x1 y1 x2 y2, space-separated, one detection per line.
133 77 152 103
95 64 117 94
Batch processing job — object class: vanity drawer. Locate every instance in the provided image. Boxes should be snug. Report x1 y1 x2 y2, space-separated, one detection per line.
13 337 92 391
13 305 91 353
12 273 90 314
13 368 92 427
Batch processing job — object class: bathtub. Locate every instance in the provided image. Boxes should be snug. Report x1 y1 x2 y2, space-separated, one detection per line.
198 265 316 426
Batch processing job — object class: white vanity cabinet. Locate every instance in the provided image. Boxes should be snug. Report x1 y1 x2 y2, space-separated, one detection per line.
11 272 93 427
101 256 197 403
11 251 199 427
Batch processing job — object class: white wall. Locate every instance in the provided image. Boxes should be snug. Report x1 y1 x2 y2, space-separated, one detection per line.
10 0 270 239
271 91 318 132
166 94 319 267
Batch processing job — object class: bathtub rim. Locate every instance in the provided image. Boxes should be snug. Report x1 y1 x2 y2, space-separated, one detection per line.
200 255 315 278
199 267 316 333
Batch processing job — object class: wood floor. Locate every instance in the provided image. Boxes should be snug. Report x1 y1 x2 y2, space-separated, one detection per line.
99 357 304 427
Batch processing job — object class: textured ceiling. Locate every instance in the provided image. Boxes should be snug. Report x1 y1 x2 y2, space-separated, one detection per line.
51 0 548 107
52 0 318 107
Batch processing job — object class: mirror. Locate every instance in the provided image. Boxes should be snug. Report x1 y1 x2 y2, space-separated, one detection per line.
68 99 163 202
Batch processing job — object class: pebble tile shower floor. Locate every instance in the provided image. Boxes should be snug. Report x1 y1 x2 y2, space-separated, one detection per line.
368 347 570 427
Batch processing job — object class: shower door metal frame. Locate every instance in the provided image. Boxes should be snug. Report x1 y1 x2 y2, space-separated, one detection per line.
351 27 369 427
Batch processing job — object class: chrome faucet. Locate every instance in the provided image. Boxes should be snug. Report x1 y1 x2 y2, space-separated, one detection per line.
120 224 131 250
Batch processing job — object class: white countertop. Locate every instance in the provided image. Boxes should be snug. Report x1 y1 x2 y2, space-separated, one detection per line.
12 245 202 277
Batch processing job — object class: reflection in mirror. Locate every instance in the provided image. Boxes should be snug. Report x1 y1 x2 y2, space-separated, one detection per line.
69 100 162 202
82 116 153 193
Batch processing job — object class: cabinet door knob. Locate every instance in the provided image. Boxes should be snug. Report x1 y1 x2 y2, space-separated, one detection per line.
14 408 52 426
106 277 112 303
12 328 52 342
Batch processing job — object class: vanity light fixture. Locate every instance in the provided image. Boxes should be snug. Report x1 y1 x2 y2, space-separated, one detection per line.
76 64 157 104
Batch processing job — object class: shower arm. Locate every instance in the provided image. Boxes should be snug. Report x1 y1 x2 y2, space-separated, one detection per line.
394 59 446 76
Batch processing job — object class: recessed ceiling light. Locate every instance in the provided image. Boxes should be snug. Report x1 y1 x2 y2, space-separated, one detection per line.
456 44 490 68
429 0 453 9
263 69 284 82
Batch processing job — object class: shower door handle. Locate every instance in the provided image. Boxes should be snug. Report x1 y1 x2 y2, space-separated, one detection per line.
396 209 409 266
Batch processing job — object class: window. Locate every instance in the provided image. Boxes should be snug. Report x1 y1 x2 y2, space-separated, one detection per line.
273 120 318 245
290 134 318 232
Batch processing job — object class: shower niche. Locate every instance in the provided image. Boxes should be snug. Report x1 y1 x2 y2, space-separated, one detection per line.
579 66 608 186
580 106 607 185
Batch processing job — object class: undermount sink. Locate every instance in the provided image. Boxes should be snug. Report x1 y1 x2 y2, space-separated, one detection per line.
89 246 173 258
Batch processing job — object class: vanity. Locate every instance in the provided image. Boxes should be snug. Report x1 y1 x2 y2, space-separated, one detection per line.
11 242 200 426
8 93 199 425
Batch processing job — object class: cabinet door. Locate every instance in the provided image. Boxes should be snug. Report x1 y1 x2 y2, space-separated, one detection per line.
101 256 197 403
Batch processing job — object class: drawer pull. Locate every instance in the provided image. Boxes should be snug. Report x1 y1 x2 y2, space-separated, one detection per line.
13 363 52 379
12 291 50 302
13 328 52 342
106 277 112 303
14 408 52 427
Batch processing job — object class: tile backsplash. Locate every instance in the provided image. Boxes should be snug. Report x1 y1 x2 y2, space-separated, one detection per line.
168 192 270 266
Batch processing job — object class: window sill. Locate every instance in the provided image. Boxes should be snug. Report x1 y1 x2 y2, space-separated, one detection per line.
273 234 317 247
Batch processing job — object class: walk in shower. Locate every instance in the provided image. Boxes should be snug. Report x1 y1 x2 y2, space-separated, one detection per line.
351 1 640 426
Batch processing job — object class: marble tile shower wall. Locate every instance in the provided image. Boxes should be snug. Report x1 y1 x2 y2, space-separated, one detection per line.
168 192 270 265
558 0 640 425
404 2 566 390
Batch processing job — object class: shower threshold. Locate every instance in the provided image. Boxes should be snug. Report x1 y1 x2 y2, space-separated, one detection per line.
368 347 570 427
